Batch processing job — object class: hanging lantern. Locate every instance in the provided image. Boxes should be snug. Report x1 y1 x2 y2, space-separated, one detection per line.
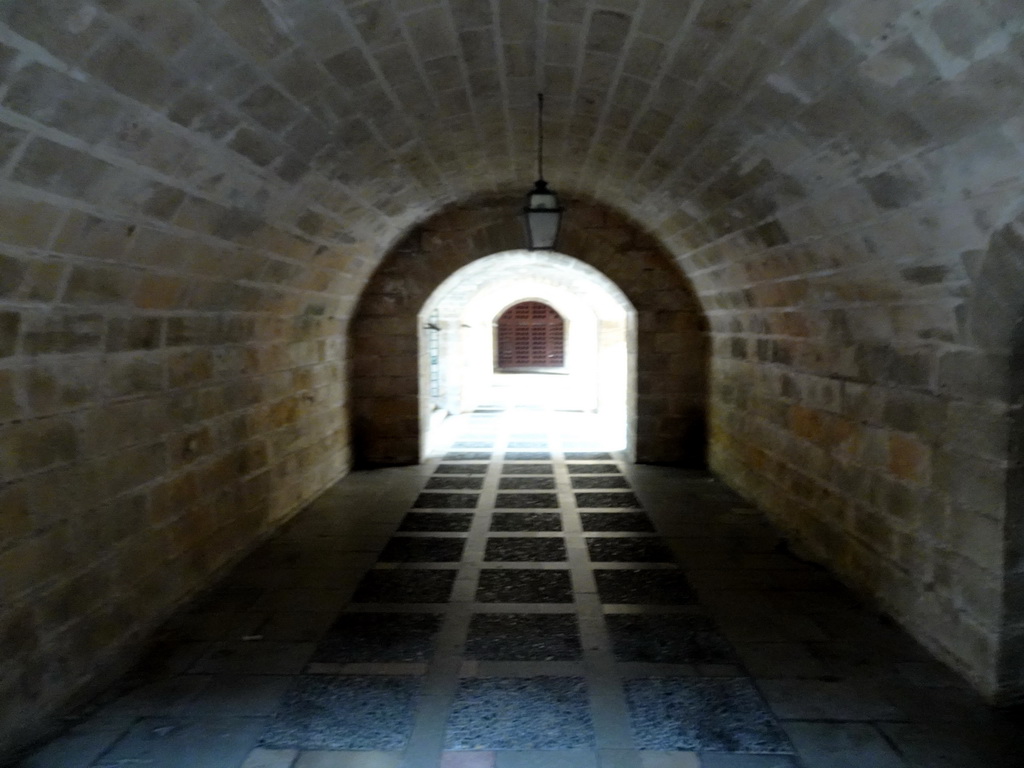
523 93 563 250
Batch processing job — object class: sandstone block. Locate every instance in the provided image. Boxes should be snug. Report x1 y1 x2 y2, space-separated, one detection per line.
21 312 103 355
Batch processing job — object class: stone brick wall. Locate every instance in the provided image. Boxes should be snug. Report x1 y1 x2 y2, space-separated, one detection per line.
351 197 708 468
613 1 1024 701
0 307 350 751
0 4 367 752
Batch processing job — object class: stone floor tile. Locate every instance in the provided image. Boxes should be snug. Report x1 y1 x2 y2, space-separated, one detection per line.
498 476 557 490
757 679 904 721
427 476 486 490
567 464 622 474
783 722 907 768
90 674 211 719
241 747 299 768
17 730 125 768
188 675 293 716
594 569 696 604
586 537 674 563
875 682 997 722
295 750 403 767
639 753 701 767
312 612 442 663
484 537 567 562
440 751 496 767
465 613 582 661
501 463 554 475
351 569 457 603
93 716 269 768
580 513 654 532
398 513 474 532
189 641 316 675
490 512 562 532
576 492 641 508
434 464 488 475
260 676 419 751
413 492 480 509
476 569 574 603
571 475 631 489
597 750 643 768
239 611 336 643
606 613 734 664
878 722 1018 768
494 492 559 508
623 677 791 752
445 677 594 749
495 749 598 766
732 643 829 679
698 756 801 768
379 536 467 563
251 588 350 614
164 609 256 641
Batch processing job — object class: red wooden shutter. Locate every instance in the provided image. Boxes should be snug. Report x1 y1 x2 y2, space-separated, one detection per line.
496 301 565 368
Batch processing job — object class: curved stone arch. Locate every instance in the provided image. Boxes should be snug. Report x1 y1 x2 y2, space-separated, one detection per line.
350 196 709 467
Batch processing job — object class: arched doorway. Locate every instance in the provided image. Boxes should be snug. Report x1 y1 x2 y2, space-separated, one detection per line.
350 196 708 468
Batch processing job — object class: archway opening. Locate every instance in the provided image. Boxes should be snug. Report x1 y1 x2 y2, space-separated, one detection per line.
418 250 635 459
350 195 708 469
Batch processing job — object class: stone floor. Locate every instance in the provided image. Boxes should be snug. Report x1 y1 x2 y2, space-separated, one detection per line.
15 410 1024 768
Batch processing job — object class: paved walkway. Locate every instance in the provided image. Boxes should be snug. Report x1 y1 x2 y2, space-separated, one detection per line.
16 410 1023 768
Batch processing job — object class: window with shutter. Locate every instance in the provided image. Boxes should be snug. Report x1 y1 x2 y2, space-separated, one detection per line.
495 301 565 369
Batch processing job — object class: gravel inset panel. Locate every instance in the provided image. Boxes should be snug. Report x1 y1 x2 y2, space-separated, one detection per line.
571 476 631 489
484 537 568 562
313 613 443 663
594 569 696 605
575 492 641 508
260 675 419 750
379 537 466 563
567 464 621 475
495 492 559 509
580 513 655 532
413 492 480 509
499 476 557 490
352 569 457 603
444 677 593 749
425 476 485 491
508 441 547 449
606 614 735 664
465 613 582 661
565 452 614 460
624 677 792 752
490 513 563 532
452 441 493 449
501 463 554 475
398 513 474 532
442 452 491 461
505 451 552 461
434 464 488 475
586 537 675 563
476 569 574 603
